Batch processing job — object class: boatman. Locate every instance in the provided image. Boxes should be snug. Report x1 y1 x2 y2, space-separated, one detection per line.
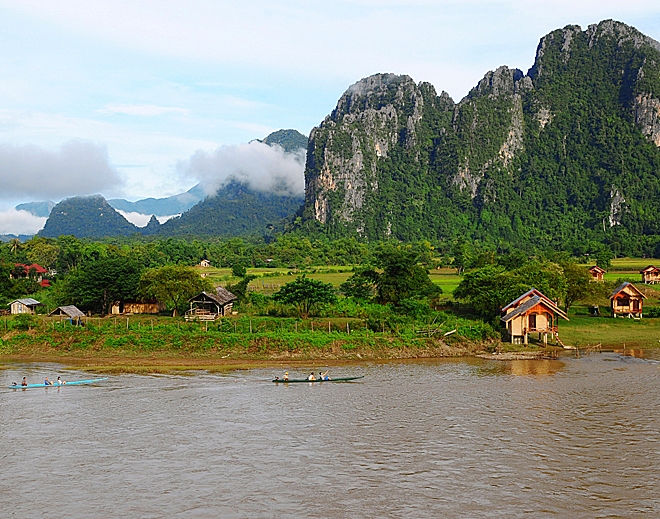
283 372 289 381
56 376 66 385
21 377 27 387
308 372 316 381
44 377 53 386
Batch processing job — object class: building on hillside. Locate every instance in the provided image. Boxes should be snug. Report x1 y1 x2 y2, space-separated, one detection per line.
588 265 606 281
11 263 50 287
199 259 211 268
8 298 42 315
610 282 645 318
186 287 237 321
640 265 660 284
49 305 85 325
501 288 569 345
111 300 165 315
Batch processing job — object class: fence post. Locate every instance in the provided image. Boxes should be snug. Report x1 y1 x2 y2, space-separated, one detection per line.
328 321 331 333
126 317 129 330
347 322 350 334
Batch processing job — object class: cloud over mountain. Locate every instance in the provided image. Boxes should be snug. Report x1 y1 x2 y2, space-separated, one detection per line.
0 140 123 199
178 141 305 196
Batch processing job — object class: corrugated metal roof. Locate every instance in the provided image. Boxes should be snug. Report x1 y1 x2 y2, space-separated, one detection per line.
10 298 41 306
610 282 646 299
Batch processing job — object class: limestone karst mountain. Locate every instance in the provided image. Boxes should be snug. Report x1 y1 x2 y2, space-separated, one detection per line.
302 20 660 255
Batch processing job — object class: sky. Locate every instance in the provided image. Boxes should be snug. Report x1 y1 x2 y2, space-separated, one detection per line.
0 0 659 233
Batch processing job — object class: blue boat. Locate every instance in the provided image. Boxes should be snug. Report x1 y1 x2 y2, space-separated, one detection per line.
8 377 108 389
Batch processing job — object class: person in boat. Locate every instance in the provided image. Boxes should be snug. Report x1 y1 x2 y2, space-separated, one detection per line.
56 376 66 385
308 372 316 381
44 377 53 386
321 370 330 381
283 372 289 381
21 377 27 387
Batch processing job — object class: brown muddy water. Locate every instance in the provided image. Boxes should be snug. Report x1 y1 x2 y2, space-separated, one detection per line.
2 352 660 518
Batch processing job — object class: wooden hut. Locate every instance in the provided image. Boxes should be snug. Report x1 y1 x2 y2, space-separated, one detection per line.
199 259 211 268
8 298 41 315
111 300 165 315
501 289 569 345
49 305 85 324
610 282 645 318
640 265 660 284
588 265 606 282
186 287 237 321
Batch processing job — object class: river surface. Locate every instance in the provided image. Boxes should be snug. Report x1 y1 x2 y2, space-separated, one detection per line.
2 352 660 518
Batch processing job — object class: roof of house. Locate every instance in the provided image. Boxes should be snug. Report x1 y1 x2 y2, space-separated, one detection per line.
501 288 556 313
610 282 647 299
9 298 41 306
15 263 48 274
501 295 569 323
640 265 660 273
589 265 606 273
190 287 237 305
48 305 85 318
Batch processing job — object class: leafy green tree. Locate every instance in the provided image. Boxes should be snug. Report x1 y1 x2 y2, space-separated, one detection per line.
372 244 441 305
26 238 60 269
561 262 592 312
59 256 143 315
227 274 257 305
272 275 337 318
339 268 379 300
138 265 211 316
231 262 247 278
595 248 614 269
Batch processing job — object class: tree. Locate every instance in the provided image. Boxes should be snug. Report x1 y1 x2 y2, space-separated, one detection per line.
372 244 441 305
561 262 591 312
272 275 337 318
26 238 60 269
58 256 143 315
138 265 211 316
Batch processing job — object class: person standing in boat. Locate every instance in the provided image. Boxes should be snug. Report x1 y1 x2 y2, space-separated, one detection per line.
308 372 316 381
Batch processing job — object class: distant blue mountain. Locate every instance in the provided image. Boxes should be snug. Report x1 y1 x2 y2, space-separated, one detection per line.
15 200 56 218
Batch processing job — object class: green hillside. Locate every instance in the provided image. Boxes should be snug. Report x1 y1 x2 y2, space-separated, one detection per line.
302 20 660 256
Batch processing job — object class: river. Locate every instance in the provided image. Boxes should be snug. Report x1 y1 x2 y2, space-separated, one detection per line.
2 352 659 517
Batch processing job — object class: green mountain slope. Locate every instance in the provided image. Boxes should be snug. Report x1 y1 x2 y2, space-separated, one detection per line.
157 179 304 237
39 195 140 238
302 20 660 255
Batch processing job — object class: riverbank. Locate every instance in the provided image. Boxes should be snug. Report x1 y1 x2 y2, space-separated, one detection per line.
0 325 495 373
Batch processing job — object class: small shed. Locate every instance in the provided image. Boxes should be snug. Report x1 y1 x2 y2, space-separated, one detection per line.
588 265 606 282
640 265 660 284
610 282 646 318
49 305 85 324
501 289 569 345
186 287 237 321
111 300 165 315
9 298 42 315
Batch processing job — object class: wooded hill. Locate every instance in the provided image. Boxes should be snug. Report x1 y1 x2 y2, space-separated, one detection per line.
302 20 660 256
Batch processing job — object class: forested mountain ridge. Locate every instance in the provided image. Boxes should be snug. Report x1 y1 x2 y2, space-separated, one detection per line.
302 20 660 256
39 195 140 238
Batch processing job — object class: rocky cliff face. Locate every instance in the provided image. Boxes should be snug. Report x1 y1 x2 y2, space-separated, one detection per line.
302 20 660 253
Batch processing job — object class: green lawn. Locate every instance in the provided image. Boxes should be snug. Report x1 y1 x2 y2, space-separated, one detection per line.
559 311 660 349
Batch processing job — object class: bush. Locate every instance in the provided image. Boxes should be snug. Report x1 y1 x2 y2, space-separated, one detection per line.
10 314 37 331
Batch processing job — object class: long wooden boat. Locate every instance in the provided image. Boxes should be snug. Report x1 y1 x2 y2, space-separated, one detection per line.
8 377 108 389
272 376 364 383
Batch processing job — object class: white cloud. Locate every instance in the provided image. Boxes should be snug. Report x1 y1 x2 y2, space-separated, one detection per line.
117 210 179 226
179 141 306 196
96 104 190 116
0 209 46 235
0 140 123 199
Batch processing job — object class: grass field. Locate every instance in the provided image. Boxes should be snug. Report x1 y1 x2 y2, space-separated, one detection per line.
559 311 660 349
582 257 660 273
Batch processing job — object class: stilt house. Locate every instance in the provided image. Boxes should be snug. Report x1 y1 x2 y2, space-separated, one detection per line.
640 265 660 284
501 289 569 345
186 287 237 321
610 282 645 318
588 265 606 282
